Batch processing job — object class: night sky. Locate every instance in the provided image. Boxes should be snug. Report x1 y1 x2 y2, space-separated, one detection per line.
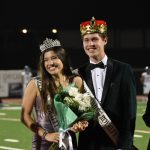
0 0 149 70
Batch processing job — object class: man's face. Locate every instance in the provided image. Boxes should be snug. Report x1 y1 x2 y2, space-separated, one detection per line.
82 33 107 59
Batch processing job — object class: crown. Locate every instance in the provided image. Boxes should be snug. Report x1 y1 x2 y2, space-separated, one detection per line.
40 38 61 52
80 17 107 37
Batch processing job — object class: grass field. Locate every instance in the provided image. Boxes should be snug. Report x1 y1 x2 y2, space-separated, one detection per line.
0 100 150 150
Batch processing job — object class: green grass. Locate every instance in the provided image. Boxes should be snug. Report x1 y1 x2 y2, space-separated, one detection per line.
134 101 150 150
0 107 32 150
0 101 150 150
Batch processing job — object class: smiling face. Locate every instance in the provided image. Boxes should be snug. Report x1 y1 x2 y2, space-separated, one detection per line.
82 33 107 62
43 50 64 76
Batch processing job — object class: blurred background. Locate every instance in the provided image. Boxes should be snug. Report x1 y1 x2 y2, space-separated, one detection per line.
0 0 149 95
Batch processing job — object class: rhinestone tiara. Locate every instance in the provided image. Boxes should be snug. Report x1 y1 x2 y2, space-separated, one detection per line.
40 38 61 52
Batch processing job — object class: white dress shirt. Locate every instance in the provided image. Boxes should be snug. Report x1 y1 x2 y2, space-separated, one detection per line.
90 55 108 102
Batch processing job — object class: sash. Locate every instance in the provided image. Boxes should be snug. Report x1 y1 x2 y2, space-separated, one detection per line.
83 80 119 145
34 76 59 131
35 77 74 150
72 69 137 149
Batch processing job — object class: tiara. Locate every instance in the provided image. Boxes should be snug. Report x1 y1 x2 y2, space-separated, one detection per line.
40 38 61 52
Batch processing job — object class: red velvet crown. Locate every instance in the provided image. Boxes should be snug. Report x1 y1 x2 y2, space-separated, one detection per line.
80 17 107 37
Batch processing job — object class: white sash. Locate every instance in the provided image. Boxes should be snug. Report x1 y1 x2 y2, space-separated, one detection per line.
83 80 119 145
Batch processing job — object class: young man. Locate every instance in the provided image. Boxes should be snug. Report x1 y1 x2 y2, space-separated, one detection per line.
76 17 137 150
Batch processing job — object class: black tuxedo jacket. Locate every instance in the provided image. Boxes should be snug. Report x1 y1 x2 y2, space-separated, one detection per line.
77 58 137 150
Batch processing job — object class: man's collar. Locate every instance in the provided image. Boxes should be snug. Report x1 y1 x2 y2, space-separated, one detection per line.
90 55 108 66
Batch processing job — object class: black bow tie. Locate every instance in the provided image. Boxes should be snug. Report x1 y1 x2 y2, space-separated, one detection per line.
89 62 105 70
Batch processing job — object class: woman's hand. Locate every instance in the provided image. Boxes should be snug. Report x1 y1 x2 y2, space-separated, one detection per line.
45 132 60 143
71 120 89 132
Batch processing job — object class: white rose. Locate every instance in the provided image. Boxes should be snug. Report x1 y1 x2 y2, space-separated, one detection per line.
68 87 79 97
74 93 83 101
79 105 86 111
83 93 91 102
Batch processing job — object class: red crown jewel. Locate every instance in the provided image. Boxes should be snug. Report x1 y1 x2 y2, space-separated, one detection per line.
80 17 107 36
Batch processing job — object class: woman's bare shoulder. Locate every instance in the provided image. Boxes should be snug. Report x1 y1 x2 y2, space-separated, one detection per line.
73 76 83 89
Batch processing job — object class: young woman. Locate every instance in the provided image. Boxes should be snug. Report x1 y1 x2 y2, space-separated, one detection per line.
20 38 88 150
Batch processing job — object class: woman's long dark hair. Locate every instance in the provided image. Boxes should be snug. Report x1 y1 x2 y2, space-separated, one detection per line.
38 46 73 112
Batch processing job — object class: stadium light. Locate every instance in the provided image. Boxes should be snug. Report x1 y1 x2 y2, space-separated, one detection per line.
52 28 58 34
21 29 28 34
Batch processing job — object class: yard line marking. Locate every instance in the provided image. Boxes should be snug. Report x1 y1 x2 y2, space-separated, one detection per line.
134 134 143 138
0 112 6 115
0 118 19 121
135 130 150 134
0 146 25 150
0 106 21 110
4 139 19 142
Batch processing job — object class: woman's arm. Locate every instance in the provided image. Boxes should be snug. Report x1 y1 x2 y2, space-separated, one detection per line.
73 76 84 92
20 79 60 142
20 79 39 131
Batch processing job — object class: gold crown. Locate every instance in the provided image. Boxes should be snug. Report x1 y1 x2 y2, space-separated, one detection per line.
40 38 61 52
80 17 107 37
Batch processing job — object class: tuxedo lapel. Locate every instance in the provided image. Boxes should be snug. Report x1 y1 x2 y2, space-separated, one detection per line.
78 63 95 96
101 59 113 105
86 66 95 96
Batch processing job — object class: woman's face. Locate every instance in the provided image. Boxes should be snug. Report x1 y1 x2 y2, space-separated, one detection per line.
43 50 64 76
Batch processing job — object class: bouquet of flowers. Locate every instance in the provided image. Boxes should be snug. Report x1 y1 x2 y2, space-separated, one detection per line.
54 84 95 128
51 84 96 149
